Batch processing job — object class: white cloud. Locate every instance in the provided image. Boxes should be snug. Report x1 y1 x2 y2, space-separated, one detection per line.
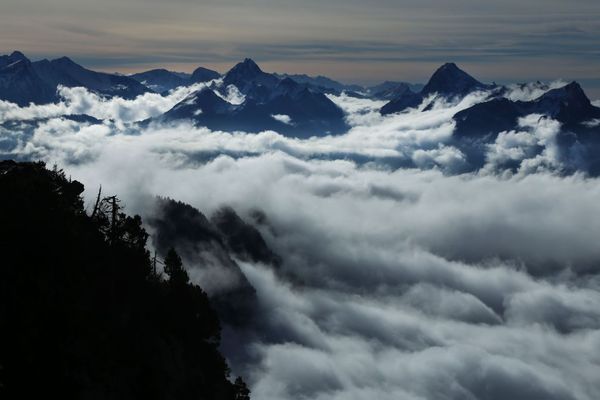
412 145 467 172
483 114 562 175
503 80 568 102
0 81 214 124
583 119 600 128
2 82 600 400
271 114 293 125
212 81 246 105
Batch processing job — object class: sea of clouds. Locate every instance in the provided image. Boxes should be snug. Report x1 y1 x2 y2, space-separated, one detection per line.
1 83 599 400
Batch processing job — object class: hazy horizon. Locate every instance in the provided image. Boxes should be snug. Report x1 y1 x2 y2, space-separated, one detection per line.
2 0 599 97
4 49 600 99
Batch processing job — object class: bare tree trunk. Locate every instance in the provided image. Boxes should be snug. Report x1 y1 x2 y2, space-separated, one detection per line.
91 185 102 218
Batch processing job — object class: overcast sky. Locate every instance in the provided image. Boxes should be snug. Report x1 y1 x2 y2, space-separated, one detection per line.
1 0 599 96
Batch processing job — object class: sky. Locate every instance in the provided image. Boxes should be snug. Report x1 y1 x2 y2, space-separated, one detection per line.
1 0 600 96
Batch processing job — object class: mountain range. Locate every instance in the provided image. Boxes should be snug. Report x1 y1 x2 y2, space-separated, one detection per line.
160 59 348 137
0 51 150 105
1 51 599 171
130 66 219 93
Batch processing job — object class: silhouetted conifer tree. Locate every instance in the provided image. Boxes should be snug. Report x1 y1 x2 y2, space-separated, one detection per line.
234 377 251 400
0 160 249 400
164 247 190 285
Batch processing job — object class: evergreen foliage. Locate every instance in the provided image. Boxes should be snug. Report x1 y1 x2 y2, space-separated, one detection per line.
0 160 250 400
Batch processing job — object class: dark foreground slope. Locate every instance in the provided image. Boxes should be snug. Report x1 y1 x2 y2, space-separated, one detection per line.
0 161 250 400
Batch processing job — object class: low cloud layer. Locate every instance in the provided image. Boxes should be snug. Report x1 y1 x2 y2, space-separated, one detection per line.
3 81 582 175
1 85 599 399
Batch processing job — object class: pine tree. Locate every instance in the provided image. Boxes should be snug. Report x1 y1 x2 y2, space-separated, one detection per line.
164 247 190 285
234 377 251 400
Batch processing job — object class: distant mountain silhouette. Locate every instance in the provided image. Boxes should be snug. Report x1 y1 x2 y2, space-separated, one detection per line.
2 53 600 172
528 82 600 127
0 51 152 105
454 82 600 138
368 81 424 100
452 81 600 173
421 63 490 97
160 59 348 137
34 56 150 98
130 68 190 93
275 73 363 93
130 67 217 94
380 83 423 114
380 63 490 115
0 50 27 68
0 52 57 105
223 58 279 95
190 65 221 84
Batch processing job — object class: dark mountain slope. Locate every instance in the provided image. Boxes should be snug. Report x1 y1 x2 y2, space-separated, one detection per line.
190 66 221 84
0 54 57 105
380 63 491 115
33 56 151 99
130 68 190 93
0 51 153 105
380 83 423 115
223 58 279 95
452 82 600 173
160 60 348 137
275 73 363 93
368 81 424 99
454 82 600 138
129 66 220 93
421 63 489 97
147 198 281 327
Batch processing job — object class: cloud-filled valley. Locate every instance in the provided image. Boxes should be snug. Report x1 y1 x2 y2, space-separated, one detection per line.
1 55 600 400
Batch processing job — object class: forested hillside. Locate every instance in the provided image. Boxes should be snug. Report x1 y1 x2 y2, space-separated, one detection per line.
0 160 250 400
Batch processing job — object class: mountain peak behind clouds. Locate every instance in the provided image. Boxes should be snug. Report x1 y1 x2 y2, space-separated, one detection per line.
421 62 488 97
0 51 30 69
225 58 263 81
8 51 27 61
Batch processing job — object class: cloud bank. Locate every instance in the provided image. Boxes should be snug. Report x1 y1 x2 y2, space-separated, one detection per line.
1 85 599 400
